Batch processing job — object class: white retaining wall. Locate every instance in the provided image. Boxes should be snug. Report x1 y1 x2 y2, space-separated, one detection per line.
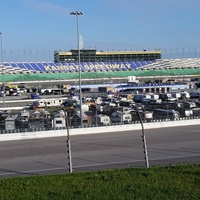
0 119 199 141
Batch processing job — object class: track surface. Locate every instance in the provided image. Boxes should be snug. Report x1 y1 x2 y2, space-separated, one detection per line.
0 124 200 178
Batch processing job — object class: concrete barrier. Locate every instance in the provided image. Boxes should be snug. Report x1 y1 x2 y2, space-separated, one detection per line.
0 118 199 142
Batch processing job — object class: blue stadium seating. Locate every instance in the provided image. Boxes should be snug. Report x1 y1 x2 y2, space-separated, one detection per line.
29 63 43 72
0 60 155 74
1 59 199 76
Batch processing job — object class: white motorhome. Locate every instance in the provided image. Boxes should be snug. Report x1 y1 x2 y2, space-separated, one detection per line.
45 99 63 107
93 114 111 126
52 110 66 128
34 98 63 108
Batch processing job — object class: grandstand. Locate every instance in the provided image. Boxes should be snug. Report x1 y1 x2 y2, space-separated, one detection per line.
0 58 200 84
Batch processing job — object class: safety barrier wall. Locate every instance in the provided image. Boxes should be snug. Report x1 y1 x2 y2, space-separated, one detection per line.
0 118 199 142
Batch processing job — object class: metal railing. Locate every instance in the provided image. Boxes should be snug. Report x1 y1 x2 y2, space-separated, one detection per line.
0 116 199 134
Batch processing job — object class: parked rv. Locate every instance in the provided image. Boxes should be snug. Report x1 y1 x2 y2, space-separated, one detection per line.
92 114 111 126
52 110 66 129
33 98 63 108
111 111 132 124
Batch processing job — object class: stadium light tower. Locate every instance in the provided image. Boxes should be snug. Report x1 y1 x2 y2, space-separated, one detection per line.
70 11 83 128
0 32 5 108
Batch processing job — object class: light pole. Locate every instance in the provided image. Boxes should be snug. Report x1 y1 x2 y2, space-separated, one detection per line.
70 11 83 128
0 32 5 108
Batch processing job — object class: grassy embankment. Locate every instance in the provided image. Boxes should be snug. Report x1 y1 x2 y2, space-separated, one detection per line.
0 163 200 200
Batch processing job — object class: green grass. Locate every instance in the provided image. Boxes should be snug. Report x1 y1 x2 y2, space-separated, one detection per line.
0 163 200 200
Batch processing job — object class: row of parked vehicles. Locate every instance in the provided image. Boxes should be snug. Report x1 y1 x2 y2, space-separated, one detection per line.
1 87 200 132
28 89 200 125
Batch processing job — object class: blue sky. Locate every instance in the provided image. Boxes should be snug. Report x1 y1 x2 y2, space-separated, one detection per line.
1 0 200 61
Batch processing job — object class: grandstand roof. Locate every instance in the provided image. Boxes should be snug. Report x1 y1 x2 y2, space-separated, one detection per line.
57 49 162 55
54 49 162 63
